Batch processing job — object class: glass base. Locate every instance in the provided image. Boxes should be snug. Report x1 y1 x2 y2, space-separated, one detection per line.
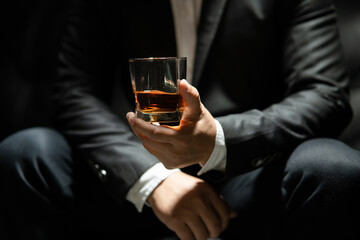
136 110 181 126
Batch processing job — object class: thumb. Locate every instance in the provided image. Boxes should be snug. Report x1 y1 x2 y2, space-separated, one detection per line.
180 79 202 121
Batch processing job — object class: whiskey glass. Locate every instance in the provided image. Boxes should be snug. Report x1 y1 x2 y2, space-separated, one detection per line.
129 57 186 126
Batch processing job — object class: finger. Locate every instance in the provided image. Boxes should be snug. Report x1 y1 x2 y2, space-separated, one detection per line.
186 216 209 240
179 80 202 122
127 115 174 154
131 128 174 157
209 195 232 232
128 120 149 143
174 224 195 240
127 112 176 143
196 200 223 238
135 129 174 153
220 194 238 219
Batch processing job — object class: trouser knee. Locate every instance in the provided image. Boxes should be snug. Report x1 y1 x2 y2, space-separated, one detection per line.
284 138 360 192
283 138 360 236
0 127 73 197
0 127 71 169
0 127 75 240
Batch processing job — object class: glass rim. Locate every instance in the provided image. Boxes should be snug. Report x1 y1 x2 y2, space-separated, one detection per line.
129 57 187 62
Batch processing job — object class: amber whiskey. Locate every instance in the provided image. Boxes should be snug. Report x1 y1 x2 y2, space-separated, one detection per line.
136 90 181 113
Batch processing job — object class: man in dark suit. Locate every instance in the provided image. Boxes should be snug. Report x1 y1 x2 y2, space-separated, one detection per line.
1 0 360 239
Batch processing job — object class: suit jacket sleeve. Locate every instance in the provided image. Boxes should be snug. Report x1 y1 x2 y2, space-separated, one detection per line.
52 0 158 204
217 0 352 177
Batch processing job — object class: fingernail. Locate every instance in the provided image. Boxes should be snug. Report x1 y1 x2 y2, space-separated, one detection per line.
181 79 190 90
126 112 135 126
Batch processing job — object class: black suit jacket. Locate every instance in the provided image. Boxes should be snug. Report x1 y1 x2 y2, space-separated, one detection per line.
54 0 352 204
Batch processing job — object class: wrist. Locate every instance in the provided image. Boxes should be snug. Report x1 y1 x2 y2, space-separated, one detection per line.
200 115 217 166
147 170 180 207
197 119 227 175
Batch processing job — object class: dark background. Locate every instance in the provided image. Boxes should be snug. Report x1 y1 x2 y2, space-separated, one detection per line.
0 0 359 149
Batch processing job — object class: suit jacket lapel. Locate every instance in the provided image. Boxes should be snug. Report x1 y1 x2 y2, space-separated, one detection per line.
193 0 228 86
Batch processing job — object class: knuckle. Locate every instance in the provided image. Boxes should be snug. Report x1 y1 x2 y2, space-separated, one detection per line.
191 86 200 99
152 127 162 138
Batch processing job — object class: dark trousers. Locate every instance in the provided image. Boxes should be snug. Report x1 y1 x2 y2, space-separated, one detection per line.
1 127 360 239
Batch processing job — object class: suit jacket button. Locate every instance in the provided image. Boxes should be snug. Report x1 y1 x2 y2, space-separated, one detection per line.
336 100 344 107
251 158 264 167
97 169 107 182
263 155 273 164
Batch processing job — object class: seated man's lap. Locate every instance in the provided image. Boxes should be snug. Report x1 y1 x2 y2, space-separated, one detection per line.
2 130 360 239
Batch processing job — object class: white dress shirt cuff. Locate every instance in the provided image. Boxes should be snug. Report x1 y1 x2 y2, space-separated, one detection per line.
126 163 180 212
197 119 227 175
